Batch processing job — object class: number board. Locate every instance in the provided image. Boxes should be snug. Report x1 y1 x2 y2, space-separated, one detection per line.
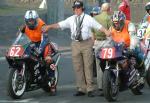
137 29 145 39
8 45 24 57
100 47 116 59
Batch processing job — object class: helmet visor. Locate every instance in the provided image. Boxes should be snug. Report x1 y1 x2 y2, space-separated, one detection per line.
113 20 124 31
25 18 37 29
26 19 35 26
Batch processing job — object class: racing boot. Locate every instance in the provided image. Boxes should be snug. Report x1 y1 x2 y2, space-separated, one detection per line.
47 65 56 96
49 77 56 96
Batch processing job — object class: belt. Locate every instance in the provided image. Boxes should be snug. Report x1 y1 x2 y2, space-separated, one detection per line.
96 38 106 41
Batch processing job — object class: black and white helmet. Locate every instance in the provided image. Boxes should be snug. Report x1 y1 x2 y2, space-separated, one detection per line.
111 11 126 31
24 10 39 30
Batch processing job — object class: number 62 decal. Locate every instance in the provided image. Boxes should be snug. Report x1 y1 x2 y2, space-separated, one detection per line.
8 45 24 57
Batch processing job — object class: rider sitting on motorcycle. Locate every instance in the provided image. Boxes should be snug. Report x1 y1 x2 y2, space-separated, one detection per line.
20 10 56 96
110 11 143 95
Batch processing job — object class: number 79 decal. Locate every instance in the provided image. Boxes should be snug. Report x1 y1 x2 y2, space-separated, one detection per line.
100 47 115 59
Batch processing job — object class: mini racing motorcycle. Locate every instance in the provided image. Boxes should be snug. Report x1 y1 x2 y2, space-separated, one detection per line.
5 32 61 99
136 23 150 87
97 42 144 102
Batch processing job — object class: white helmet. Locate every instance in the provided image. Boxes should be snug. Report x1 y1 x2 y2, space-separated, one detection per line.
24 10 39 29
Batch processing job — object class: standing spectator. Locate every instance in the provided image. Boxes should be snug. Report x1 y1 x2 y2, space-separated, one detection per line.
42 0 110 97
118 0 131 20
90 6 101 78
92 2 112 96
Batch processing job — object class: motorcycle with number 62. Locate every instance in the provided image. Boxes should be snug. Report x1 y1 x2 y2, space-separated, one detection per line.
5 32 61 99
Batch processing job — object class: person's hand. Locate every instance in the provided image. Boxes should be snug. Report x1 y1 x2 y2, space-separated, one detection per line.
19 24 26 33
105 29 111 37
100 27 111 37
42 25 49 33
50 64 56 70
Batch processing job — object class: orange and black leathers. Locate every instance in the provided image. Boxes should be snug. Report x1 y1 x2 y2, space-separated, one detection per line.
111 20 130 48
25 18 45 42
24 18 52 59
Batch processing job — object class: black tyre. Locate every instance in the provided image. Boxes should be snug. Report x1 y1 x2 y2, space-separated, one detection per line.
42 66 59 92
7 68 26 99
146 67 150 87
103 70 119 102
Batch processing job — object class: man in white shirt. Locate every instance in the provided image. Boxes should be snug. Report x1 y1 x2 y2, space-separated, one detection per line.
42 0 110 97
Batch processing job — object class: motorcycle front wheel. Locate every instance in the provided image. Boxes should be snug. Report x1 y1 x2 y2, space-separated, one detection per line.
103 69 119 102
7 68 26 99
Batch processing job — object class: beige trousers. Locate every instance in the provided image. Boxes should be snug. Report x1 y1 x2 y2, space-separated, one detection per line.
71 39 94 92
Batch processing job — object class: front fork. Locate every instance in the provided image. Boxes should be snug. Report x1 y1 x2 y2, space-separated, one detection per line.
48 53 61 87
14 63 26 91
20 63 25 77
105 61 120 85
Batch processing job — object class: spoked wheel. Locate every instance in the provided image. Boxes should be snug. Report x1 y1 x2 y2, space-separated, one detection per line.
42 66 59 92
7 68 26 99
103 70 119 102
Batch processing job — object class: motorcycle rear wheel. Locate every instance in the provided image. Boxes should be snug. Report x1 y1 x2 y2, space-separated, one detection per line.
7 68 26 99
103 70 119 102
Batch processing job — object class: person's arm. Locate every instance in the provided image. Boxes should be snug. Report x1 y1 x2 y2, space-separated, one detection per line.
128 22 140 50
38 32 49 55
42 23 60 33
99 26 111 37
19 24 26 33
91 16 111 37
47 23 60 29
91 28 96 41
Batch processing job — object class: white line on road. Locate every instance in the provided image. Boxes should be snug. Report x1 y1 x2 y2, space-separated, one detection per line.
0 98 38 103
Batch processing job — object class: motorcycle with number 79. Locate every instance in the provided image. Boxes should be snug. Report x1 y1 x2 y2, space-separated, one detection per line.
97 42 144 102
